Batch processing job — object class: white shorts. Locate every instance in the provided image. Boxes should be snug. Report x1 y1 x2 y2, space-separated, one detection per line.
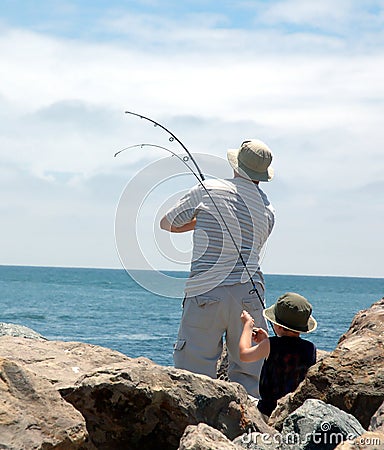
173 282 268 398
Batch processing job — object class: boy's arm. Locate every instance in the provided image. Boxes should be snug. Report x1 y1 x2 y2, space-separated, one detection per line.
239 310 270 362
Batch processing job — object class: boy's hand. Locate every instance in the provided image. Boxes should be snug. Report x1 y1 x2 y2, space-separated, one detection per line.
252 327 269 343
241 310 254 328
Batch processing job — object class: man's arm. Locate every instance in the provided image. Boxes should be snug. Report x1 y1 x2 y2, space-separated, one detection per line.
160 216 196 233
160 183 201 233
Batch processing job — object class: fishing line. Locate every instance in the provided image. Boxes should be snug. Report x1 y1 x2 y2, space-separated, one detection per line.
115 142 266 309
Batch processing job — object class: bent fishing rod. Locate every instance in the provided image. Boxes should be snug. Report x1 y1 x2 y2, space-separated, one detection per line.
124 111 205 182
116 112 266 309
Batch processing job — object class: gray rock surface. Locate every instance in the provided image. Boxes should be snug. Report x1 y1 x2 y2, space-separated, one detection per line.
64 357 275 450
269 299 384 430
0 357 87 449
279 399 365 450
178 423 239 450
0 322 47 340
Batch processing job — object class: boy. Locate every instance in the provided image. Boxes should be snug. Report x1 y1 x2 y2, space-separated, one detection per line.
239 292 317 418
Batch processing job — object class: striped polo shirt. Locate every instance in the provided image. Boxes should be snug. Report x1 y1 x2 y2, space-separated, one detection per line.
165 177 275 296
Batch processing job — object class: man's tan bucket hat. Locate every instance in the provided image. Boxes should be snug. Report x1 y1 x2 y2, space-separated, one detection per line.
227 139 274 182
263 292 317 333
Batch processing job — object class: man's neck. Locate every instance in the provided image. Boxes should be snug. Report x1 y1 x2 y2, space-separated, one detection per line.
233 171 259 185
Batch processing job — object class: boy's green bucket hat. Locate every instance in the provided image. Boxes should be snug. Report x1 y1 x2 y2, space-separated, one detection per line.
263 292 317 333
227 139 274 182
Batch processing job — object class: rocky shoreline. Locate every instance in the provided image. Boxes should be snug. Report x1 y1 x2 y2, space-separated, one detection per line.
0 298 383 449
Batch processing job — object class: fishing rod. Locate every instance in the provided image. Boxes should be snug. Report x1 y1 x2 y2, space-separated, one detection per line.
115 139 266 309
125 111 205 182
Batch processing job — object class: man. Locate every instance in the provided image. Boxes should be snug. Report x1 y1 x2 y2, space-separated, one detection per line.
160 139 275 398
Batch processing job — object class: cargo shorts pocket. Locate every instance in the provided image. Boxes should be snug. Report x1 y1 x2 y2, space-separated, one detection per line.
173 339 186 351
242 298 264 328
183 295 220 329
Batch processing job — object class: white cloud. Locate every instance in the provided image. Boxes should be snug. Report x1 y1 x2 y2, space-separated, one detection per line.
258 0 354 27
254 0 384 38
0 3 383 276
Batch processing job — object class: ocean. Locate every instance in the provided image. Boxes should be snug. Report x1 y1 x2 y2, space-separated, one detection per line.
0 265 383 366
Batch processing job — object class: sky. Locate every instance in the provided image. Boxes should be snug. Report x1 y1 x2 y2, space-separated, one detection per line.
1 0 383 279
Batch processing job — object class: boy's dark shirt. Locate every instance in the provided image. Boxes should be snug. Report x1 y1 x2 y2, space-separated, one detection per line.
258 336 316 416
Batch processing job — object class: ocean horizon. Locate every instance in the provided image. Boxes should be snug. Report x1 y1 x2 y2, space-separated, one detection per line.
6 263 384 279
0 265 383 366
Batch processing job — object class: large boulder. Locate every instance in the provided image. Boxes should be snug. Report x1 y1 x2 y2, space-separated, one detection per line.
64 357 275 450
279 399 365 450
0 357 87 449
269 299 384 430
0 336 131 390
235 399 367 450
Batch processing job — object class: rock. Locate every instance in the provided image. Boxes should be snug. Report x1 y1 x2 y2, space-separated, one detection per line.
0 357 87 449
279 399 365 450
0 296 381 450
0 336 131 390
268 391 294 429
0 322 47 340
334 431 384 449
316 349 330 361
268 299 384 430
178 423 239 450
369 401 384 432
64 357 275 450
217 340 230 381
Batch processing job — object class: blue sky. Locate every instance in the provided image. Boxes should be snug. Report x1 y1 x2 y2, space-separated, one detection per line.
1 0 383 278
